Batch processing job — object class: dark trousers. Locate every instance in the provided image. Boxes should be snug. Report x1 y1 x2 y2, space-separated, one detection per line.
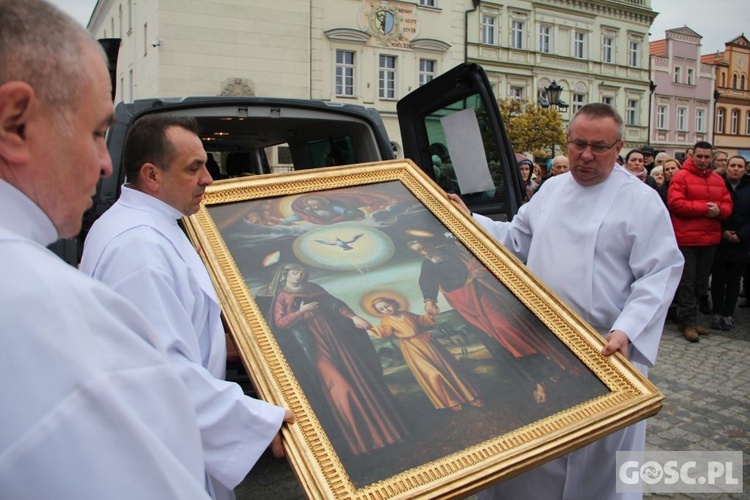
676 245 716 325
711 257 745 317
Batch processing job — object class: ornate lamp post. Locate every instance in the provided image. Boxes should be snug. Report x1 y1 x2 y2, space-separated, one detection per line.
712 88 721 145
544 81 568 159
647 80 657 146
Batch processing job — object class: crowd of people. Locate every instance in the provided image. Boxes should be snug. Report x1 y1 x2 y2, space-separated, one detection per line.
517 140 749 342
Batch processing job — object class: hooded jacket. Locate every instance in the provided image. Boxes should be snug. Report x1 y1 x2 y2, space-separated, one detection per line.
667 157 733 246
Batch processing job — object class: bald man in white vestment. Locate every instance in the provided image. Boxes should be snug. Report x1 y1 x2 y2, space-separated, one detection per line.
81 114 294 500
450 103 684 500
0 1 210 498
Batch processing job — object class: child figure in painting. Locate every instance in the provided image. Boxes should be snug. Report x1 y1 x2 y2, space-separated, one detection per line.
367 296 484 411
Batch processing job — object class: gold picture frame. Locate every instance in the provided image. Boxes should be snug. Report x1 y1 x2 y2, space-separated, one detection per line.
183 159 662 499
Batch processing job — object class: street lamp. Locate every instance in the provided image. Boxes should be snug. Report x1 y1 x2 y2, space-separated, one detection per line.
712 89 721 145
545 81 569 111
647 80 657 146
544 81 568 160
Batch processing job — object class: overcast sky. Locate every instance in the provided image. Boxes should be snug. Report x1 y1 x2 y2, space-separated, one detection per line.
51 0 744 55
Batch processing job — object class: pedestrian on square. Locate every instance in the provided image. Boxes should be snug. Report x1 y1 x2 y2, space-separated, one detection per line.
0 0 211 498
711 150 729 175
624 149 658 189
517 153 537 201
80 114 294 500
640 145 657 174
449 103 684 499
710 156 750 331
658 158 682 206
651 165 665 187
655 151 669 167
668 141 733 342
537 154 568 189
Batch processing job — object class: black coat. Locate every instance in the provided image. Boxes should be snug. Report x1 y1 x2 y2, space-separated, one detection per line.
716 174 750 263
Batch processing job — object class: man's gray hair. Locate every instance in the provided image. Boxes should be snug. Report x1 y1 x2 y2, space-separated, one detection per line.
567 103 625 141
0 0 101 111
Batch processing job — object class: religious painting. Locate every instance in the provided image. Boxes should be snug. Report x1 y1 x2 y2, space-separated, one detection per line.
182 159 663 499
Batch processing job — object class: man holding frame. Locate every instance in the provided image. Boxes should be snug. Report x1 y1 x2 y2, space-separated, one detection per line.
450 103 684 499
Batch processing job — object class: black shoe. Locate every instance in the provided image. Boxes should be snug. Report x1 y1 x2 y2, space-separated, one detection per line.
699 295 712 315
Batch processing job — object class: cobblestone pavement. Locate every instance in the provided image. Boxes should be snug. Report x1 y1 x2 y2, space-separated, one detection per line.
235 303 750 499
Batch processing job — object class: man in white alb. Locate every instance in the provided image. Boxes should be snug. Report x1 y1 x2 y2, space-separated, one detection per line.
81 114 294 500
450 103 684 499
0 1 210 498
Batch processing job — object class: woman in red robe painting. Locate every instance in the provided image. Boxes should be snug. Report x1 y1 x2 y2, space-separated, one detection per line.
270 263 409 455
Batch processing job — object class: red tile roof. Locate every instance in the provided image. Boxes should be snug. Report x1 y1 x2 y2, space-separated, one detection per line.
701 51 725 65
650 39 666 57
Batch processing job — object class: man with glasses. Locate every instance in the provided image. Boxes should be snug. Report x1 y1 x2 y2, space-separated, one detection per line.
449 103 683 499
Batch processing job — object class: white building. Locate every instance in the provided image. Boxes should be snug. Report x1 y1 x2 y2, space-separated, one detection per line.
89 0 655 154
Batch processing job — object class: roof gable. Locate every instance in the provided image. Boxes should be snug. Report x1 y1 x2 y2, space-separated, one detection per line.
666 26 702 40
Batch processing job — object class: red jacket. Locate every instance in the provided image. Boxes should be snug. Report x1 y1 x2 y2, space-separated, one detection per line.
668 157 733 246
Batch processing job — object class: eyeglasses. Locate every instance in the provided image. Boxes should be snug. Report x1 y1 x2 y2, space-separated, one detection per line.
567 139 620 155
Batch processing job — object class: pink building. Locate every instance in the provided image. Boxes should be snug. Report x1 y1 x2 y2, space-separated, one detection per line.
649 27 715 159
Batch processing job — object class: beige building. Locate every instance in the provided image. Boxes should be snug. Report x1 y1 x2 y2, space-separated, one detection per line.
89 0 655 155
702 35 750 158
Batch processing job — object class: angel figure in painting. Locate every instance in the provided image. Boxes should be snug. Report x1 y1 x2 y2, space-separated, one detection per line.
268 263 410 455
366 295 484 412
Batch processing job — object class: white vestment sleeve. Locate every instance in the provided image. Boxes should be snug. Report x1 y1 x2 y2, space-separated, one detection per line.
87 233 285 491
606 190 683 367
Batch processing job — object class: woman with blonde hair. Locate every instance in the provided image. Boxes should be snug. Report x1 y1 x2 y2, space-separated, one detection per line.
658 157 682 205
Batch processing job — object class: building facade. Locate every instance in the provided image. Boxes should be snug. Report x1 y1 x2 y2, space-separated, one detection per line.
702 35 750 159
648 27 714 158
88 0 655 155
467 0 655 152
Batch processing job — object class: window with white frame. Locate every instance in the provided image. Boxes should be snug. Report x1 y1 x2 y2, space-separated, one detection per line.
481 14 498 45
419 0 436 6
676 107 687 131
511 20 525 49
674 67 681 84
626 99 638 126
731 109 739 134
572 93 586 114
509 86 524 99
335 50 355 97
747 111 750 135
716 108 725 133
573 31 586 59
628 41 640 67
696 108 706 132
657 105 668 129
419 59 436 87
687 68 694 85
379 55 397 99
602 96 614 106
602 36 615 63
539 24 551 53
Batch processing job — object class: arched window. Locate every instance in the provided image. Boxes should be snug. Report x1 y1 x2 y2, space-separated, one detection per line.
742 74 746 90
716 108 725 134
721 73 726 87
732 73 738 88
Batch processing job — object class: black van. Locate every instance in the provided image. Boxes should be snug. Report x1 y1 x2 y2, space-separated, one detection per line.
52 62 523 264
